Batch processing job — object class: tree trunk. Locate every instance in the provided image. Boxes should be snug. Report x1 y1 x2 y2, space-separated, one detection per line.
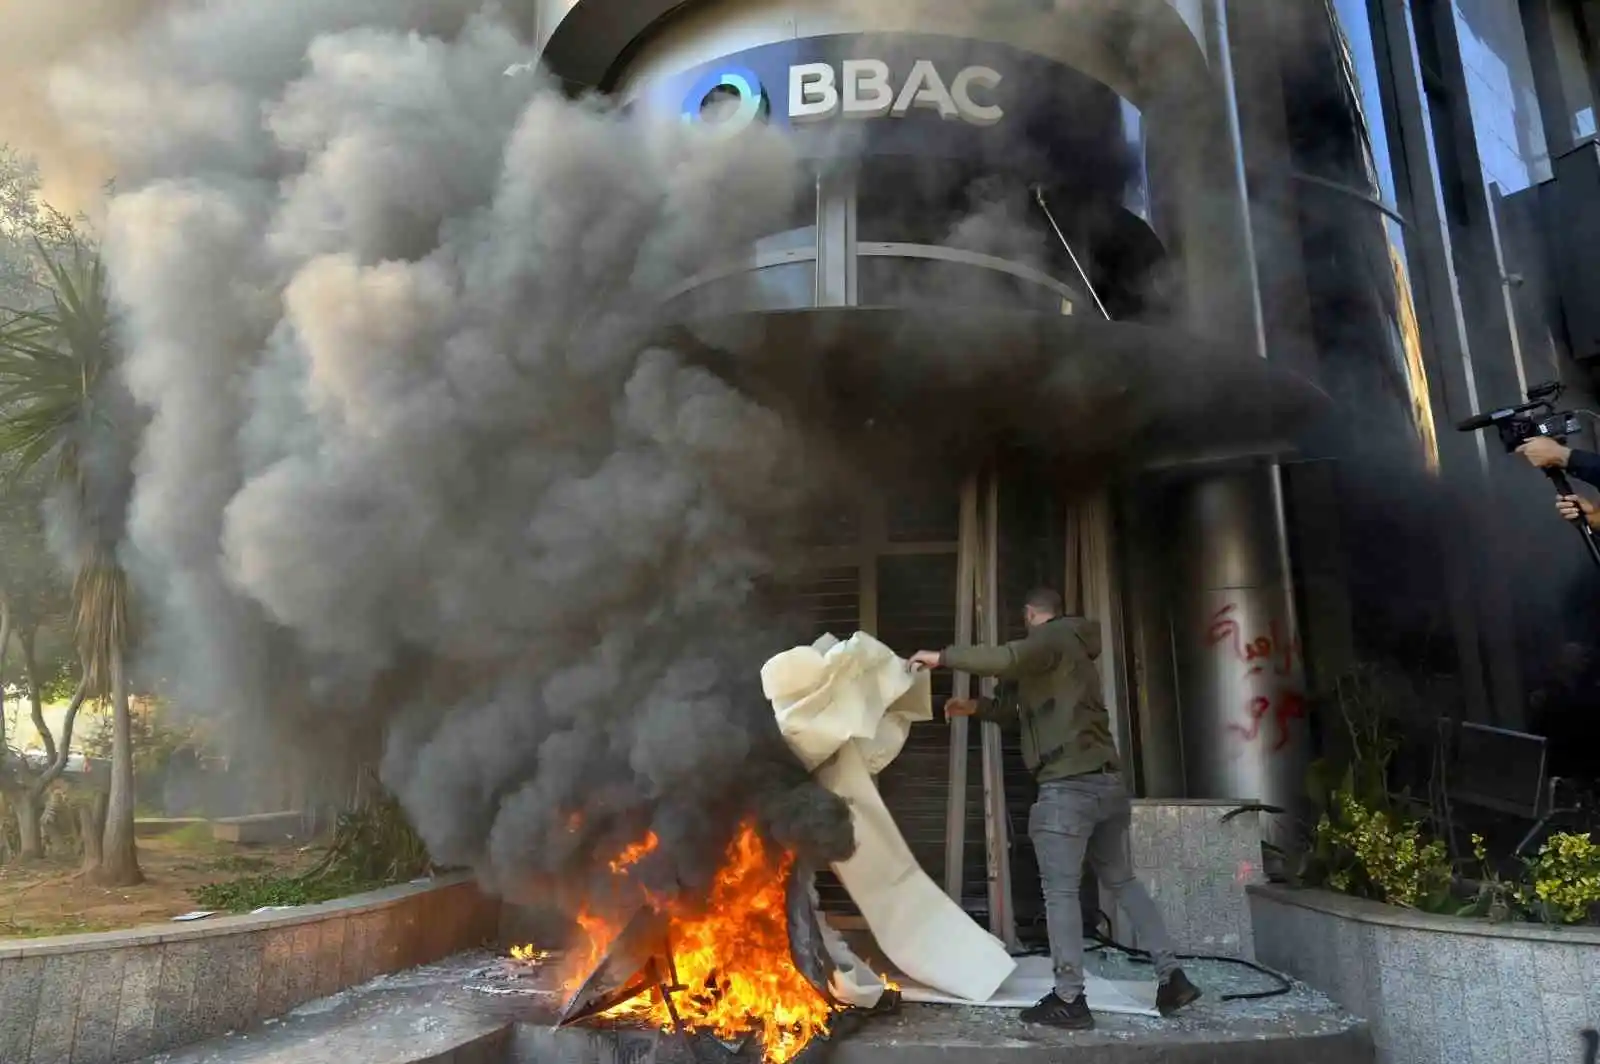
16 791 43 859
0 593 11 769
91 647 142 886
79 790 106 873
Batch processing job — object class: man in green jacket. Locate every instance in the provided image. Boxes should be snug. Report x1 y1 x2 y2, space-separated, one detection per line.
909 587 1200 1030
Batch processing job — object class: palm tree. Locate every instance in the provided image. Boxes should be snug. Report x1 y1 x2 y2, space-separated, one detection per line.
0 241 141 885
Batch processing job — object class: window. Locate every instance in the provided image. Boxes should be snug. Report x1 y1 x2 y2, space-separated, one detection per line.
1412 0 1473 225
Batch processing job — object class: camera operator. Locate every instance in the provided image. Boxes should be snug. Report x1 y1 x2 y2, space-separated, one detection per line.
1517 436 1600 487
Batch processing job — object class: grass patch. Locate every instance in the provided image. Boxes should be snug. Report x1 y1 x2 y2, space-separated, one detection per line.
191 787 432 914
191 870 383 912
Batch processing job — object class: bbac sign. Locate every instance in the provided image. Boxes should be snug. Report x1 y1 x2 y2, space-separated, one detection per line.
786 59 1003 126
682 58 1002 137
649 33 1143 199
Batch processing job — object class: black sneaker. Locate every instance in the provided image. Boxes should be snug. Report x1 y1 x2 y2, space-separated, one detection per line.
1019 991 1094 1030
1156 968 1201 1016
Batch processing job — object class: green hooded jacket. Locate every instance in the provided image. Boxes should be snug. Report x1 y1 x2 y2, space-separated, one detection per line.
940 615 1119 782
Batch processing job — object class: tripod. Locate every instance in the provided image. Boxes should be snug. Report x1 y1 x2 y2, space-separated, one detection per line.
1544 467 1600 569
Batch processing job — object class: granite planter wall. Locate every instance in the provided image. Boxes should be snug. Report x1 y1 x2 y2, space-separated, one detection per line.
1249 883 1600 1064
0 872 500 1064
1114 800 1266 959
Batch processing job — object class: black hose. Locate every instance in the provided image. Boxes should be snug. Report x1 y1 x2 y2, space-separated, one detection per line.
1221 803 1284 823
1083 909 1293 1002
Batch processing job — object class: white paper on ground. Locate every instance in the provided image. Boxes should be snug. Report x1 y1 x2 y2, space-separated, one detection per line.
763 632 1018 1004
893 955 1160 1017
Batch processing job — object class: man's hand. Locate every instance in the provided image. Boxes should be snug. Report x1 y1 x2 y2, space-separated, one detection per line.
1557 494 1600 529
1519 436 1572 469
907 650 943 671
943 698 978 720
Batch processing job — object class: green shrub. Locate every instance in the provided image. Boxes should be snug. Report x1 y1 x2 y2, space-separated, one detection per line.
1520 832 1600 925
1312 788 1453 911
191 786 433 913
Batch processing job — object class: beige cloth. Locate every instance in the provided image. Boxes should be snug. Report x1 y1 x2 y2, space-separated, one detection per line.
763 633 1017 1004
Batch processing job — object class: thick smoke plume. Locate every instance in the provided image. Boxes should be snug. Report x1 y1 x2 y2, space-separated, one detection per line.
0 0 172 211
50 2 855 910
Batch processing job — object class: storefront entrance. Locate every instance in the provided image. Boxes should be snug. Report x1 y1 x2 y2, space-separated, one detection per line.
792 457 1129 952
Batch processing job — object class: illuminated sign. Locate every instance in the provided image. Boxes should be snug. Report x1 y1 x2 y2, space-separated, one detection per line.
682 59 1003 132
681 68 769 138
789 60 1003 126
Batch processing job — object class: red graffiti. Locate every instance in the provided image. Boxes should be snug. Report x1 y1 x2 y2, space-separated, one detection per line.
1206 604 1299 678
1209 605 1305 752
1225 690 1307 751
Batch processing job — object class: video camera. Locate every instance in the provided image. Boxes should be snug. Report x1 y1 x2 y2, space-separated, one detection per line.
1458 380 1600 568
1456 380 1582 452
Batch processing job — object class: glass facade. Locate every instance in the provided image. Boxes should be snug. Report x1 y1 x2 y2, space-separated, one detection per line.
656 156 1143 319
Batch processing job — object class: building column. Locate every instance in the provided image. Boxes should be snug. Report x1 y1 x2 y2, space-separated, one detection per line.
1169 465 1311 837
1157 1 1309 834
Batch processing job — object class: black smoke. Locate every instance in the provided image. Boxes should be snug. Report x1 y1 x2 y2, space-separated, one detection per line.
52 2 852 911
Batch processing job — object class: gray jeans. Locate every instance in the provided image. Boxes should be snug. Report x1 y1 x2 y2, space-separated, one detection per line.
1028 772 1177 999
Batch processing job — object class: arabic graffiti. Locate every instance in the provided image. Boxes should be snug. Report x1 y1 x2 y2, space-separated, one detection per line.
1207 603 1305 753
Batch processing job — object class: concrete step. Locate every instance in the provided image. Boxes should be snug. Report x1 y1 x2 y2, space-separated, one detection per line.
491 950 1374 1064
139 952 1373 1064
135 955 513 1064
508 992 1373 1064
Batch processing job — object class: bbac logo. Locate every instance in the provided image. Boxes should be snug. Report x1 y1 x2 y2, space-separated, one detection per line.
682 68 770 138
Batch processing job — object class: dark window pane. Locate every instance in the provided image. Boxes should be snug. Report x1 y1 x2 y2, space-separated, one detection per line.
884 480 961 543
858 256 1071 314
755 226 817 254
667 262 814 316
797 566 861 641
857 158 977 244
805 505 861 548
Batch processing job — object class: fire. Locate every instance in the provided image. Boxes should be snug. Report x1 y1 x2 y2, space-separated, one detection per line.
518 822 835 1064
608 830 660 874
564 907 619 994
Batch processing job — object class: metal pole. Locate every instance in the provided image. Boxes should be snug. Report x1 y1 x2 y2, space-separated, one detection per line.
1032 186 1112 321
944 476 980 901
1081 491 1133 769
977 470 1018 949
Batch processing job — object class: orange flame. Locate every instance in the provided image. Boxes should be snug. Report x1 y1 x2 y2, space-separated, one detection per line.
608 830 660 874
517 822 834 1064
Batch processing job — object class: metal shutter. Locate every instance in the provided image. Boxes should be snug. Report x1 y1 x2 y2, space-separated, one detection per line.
873 552 959 892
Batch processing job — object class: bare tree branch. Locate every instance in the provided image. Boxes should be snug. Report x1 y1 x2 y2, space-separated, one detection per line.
20 634 87 800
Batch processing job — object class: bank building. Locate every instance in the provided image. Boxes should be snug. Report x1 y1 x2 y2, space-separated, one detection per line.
526 0 1600 950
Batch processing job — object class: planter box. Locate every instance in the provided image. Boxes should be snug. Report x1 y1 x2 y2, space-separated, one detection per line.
1249 883 1600 1064
1120 800 1266 959
0 873 500 1064
210 810 306 844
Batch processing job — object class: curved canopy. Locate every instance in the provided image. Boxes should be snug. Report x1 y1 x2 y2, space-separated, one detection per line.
659 306 1330 469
